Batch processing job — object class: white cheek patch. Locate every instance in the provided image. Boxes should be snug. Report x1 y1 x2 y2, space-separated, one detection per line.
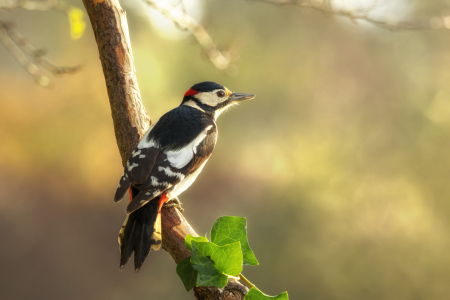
166 125 213 169
194 89 228 106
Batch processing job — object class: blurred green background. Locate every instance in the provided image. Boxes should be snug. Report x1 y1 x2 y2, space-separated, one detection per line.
1 0 450 299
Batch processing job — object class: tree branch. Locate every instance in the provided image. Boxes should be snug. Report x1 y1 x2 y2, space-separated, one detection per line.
81 0 247 298
82 0 150 167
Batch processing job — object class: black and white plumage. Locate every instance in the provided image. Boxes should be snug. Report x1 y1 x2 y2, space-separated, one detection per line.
114 81 255 271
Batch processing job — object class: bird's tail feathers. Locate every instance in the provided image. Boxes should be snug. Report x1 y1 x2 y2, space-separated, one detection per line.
118 188 168 271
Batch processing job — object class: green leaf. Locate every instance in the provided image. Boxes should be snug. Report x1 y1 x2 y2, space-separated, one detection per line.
191 241 228 288
191 240 243 288
245 288 289 300
211 216 259 266
176 257 197 292
185 234 209 252
211 242 243 276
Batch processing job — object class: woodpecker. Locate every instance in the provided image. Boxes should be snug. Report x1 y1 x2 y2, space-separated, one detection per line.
114 81 255 271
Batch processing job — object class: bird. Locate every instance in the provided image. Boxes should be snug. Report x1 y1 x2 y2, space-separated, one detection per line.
113 81 255 271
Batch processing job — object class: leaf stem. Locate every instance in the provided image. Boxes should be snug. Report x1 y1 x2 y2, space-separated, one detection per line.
239 273 260 291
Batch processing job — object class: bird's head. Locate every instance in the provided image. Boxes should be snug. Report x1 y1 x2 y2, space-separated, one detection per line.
181 81 255 119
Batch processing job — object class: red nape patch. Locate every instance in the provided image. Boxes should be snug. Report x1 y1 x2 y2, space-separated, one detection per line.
184 88 198 97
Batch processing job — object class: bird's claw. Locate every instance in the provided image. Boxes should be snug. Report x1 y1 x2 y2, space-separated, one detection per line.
164 197 184 213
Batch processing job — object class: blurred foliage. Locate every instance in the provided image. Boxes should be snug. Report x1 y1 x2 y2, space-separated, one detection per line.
68 7 86 40
1 0 450 299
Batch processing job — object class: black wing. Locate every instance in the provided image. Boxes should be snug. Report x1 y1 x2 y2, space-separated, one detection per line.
113 146 159 202
114 106 218 213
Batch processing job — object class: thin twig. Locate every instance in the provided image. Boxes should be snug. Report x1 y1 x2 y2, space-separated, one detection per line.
143 0 243 74
0 0 70 12
0 21 82 86
0 22 48 85
250 0 450 31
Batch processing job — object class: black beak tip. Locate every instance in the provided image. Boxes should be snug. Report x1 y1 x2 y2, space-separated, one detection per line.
230 93 256 102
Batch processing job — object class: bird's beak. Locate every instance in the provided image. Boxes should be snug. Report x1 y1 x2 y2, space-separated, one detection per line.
229 93 255 102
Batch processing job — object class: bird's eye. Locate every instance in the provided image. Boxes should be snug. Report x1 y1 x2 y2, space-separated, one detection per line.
217 90 225 97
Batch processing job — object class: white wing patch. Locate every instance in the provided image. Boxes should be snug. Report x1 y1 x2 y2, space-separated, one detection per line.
137 119 160 150
139 190 161 204
166 150 193 169
145 190 160 197
150 176 170 187
158 166 185 180
170 158 209 198
126 161 139 171
132 150 141 157
166 125 213 169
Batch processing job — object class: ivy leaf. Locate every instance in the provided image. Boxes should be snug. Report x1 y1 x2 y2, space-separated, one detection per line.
211 242 243 276
211 216 259 266
245 288 289 300
191 241 228 288
176 257 197 292
185 234 209 252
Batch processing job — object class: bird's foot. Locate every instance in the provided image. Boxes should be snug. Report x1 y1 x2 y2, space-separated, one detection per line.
163 197 184 213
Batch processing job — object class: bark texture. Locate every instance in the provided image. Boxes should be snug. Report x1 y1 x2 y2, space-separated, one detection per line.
82 0 150 167
82 0 247 299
